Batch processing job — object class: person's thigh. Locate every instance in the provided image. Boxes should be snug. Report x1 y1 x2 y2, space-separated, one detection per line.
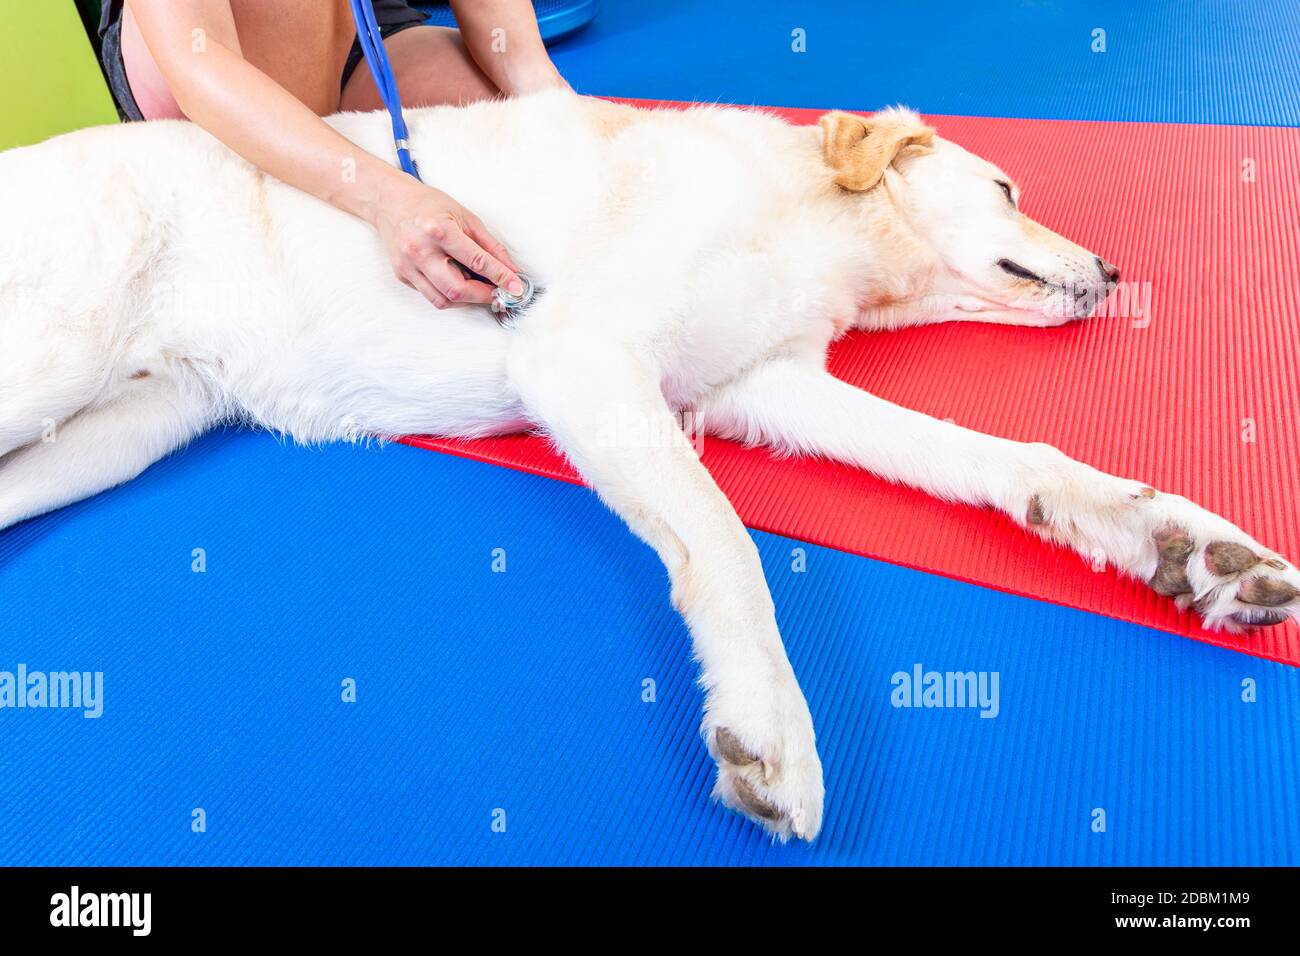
121 0 354 119
340 25 497 112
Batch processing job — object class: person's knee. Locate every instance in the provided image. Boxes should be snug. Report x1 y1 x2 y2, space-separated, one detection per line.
345 26 497 111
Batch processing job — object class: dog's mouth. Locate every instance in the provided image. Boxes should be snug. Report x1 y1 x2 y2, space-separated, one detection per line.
949 291 1094 327
996 258 1049 285
996 258 1078 297
982 261 1119 322
995 257 1120 318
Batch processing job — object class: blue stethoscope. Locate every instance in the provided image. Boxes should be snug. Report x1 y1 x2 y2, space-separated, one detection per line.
348 0 535 312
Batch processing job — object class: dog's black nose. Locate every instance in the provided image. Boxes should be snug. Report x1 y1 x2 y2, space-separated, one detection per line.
1095 256 1120 282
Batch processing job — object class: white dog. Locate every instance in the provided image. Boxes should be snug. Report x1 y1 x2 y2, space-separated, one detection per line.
2 90 1296 840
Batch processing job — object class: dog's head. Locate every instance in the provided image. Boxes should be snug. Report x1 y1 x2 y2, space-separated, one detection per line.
820 109 1118 326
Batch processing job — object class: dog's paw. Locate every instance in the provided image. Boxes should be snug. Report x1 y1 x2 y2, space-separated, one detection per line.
704 678 824 842
1146 521 1300 632
1021 464 1299 633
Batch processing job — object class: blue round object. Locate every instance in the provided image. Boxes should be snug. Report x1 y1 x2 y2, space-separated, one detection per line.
414 1 600 43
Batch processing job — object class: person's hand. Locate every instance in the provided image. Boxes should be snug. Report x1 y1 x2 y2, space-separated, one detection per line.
369 173 524 309
502 62 571 97
452 0 572 98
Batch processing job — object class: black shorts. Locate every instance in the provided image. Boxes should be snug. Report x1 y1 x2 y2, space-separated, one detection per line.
98 1 430 122
340 2 429 92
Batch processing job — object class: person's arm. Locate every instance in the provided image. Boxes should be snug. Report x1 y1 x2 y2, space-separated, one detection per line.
450 0 568 95
128 0 524 308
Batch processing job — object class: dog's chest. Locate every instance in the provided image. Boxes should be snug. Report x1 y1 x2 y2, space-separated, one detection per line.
653 258 846 408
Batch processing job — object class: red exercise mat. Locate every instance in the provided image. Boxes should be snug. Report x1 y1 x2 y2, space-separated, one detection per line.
404 104 1300 666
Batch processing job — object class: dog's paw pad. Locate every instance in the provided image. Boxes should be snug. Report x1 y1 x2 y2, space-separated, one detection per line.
1142 517 1299 629
714 727 761 767
1026 494 1048 526
1230 608 1291 627
1204 541 1260 576
1150 526 1194 597
706 705 823 842
731 776 782 821
1209 546 1298 628
1148 522 1300 630
714 762 820 841
1238 576 1299 608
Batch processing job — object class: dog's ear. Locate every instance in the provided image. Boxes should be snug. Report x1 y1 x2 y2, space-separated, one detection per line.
819 110 935 192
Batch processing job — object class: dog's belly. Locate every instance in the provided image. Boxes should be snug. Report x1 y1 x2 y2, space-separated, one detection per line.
652 278 844 412
201 285 528 443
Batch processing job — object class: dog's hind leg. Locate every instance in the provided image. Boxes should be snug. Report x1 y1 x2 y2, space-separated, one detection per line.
702 358 1300 632
0 376 214 532
509 335 824 842
0 310 114 459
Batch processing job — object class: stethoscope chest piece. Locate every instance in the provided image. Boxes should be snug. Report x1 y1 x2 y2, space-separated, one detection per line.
492 273 537 315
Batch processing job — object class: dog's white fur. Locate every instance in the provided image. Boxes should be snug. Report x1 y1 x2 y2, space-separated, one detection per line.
2 90 1297 840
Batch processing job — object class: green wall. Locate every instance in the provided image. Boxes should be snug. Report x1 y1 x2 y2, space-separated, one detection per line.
0 0 119 151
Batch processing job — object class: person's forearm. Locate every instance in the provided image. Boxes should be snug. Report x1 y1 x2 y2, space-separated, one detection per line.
127 0 523 309
450 0 566 94
130 0 408 224
165 42 411 223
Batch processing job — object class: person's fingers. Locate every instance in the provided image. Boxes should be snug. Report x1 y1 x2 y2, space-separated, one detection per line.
397 268 449 310
432 219 523 294
416 254 496 306
463 213 522 275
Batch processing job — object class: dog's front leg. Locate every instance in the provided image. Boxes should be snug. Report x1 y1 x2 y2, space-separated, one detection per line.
702 359 1300 632
510 338 824 840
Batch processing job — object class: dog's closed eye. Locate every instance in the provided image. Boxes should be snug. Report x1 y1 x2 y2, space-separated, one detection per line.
996 180 1016 208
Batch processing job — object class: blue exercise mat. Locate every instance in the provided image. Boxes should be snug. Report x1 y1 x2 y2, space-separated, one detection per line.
1 431 1294 865
549 0 1300 126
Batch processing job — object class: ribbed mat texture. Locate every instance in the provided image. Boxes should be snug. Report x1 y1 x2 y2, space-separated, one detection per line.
2 433 1294 865
550 0 1300 126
